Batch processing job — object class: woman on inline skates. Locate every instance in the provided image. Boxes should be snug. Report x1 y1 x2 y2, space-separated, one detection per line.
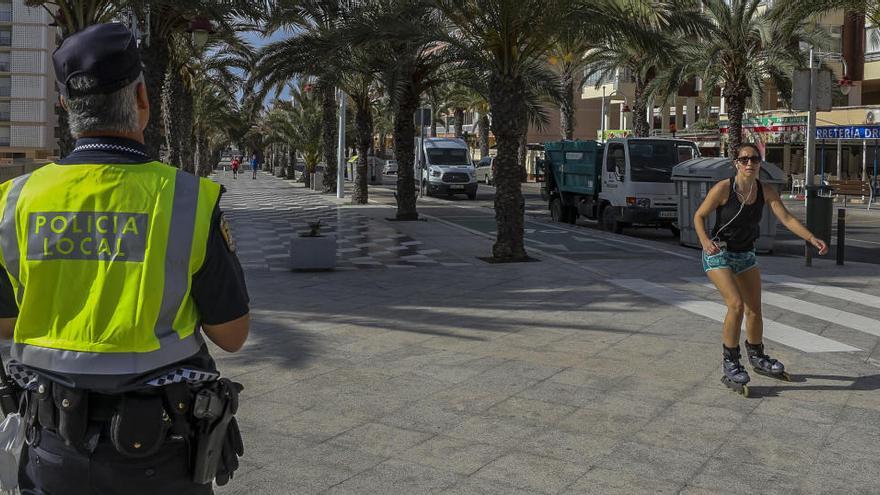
693 143 828 396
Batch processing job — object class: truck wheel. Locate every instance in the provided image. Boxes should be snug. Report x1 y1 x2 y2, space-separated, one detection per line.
602 206 623 234
550 198 564 222
670 224 681 238
468 192 477 200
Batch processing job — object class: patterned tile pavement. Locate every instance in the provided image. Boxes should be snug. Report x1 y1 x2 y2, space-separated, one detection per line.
213 171 473 271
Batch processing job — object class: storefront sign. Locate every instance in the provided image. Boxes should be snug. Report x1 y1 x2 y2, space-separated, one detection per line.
815 125 880 139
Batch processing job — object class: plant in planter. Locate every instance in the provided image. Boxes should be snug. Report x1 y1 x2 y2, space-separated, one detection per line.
289 219 337 271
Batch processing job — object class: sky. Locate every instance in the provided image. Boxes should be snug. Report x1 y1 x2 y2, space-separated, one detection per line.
241 29 293 103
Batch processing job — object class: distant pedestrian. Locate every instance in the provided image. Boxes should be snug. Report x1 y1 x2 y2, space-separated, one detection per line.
693 143 828 397
251 154 258 179
231 156 240 179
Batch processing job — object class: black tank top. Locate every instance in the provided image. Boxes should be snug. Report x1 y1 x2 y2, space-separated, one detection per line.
710 177 764 252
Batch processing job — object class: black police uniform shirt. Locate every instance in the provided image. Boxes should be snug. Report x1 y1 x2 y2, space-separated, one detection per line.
0 136 250 392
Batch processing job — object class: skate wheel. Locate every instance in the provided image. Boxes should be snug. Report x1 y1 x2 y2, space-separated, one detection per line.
742 385 749 398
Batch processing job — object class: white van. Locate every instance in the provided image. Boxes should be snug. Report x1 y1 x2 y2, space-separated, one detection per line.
415 138 478 200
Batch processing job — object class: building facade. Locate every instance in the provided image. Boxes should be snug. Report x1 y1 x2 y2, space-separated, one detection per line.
0 0 57 166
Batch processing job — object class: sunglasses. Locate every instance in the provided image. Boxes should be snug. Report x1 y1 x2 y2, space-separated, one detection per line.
735 156 761 165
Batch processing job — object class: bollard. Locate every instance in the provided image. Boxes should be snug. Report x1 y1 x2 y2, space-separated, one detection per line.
836 208 845 265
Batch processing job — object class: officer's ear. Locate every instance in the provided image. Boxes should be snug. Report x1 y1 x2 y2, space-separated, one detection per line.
59 95 69 113
136 81 149 111
135 81 150 131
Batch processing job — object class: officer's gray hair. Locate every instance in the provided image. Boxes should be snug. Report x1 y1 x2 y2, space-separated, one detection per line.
65 74 143 137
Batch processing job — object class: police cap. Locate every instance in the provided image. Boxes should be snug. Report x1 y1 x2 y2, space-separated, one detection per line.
53 23 143 98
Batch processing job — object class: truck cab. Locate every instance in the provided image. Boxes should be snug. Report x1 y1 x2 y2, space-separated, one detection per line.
543 138 699 233
600 138 699 232
416 138 478 200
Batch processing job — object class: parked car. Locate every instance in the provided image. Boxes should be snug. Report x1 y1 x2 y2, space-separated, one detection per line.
383 159 398 174
474 156 495 185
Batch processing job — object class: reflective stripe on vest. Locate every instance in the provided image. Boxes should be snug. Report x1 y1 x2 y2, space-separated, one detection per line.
0 164 219 375
0 174 30 306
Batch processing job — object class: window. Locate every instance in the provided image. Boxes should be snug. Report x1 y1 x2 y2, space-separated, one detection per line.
0 1 10 23
676 144 698 163
0 52 7 72
0 76 9 97
627 140 697 183
0 28 9 47
0 101 9 121
606 144 624 174
426 148 468 166
867 27 880 61
827 25 842 54
0 126 9 146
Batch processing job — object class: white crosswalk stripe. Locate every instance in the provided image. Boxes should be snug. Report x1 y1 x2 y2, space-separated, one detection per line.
763 274 880 309
682 277 880 339
608 279 859 353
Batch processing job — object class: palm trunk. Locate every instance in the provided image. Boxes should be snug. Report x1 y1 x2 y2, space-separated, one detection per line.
378 131 387 156
632 76 650 138
488 74 527 261
353 100 372 204
140 26 169 159
725 89 747 157
180 86 194 173
560 73 575 140
479 113 490 158
320 84 338 193
518 127 527 183
454 108 464 138
430 119 437 137
162 69 181 165
394 82 420 220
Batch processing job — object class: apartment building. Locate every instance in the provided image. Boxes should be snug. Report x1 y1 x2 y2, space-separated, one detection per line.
579 7 880 181
0 0 57 166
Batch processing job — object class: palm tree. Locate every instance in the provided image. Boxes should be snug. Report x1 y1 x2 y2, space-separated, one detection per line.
346 0 453 220
256 1 347 194
132 1 270 158
656 0 824 154
437 0 574 261
287 83 325 187
581 0 708 138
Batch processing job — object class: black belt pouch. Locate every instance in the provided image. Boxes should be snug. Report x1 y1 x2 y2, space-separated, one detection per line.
110 395 170 458
53 383 88 447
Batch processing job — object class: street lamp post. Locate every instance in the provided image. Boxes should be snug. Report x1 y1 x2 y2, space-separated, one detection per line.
337 89 346 199
600 86 606 142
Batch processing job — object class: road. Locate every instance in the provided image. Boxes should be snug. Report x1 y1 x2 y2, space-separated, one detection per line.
377 174 880 265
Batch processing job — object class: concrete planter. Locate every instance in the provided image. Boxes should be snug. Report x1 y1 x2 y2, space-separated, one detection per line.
289 234 336 271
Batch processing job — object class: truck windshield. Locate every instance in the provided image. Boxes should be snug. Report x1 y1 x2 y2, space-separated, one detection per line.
426 148 469 166
627 141 695 183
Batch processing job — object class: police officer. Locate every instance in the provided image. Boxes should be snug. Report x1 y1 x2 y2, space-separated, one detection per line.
0 23 249 494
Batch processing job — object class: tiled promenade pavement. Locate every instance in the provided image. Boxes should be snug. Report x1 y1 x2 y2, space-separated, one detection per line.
206 172 880 495
215 171 473 271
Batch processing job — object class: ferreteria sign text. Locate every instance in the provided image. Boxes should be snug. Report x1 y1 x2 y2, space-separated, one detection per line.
815 125 880 140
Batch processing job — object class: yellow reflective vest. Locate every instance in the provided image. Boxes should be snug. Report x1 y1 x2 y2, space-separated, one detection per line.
0 161 220 375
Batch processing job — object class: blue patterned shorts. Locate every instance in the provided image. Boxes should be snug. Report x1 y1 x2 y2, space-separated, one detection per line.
702 249 758 275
